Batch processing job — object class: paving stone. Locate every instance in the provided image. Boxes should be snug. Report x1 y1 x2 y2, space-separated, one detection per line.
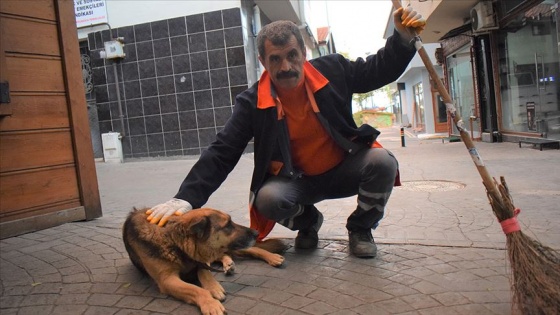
400 293 442 309
334 270 392 289
169 303 203 314
63 273 92 283
115 295 153 309
431 292 471 307
1 285 32 296
351 302 392 315
56 293 90 305
117 309 166 315
0 295 23 308
236 286 267 299
260 278 293 291
307 288 364 309
311 275 345 289
376 297 415 314
20 293 58 306
410 280 449 295
260 289 293 305
223 296 258 313
280 295 314 309
300 300 339 314
387 273 422 286
83 305 119 315
284 282 317 296
30 250 68 263
334 281 390 303
115 283 150 295
87 293 124 306
246 301 285 315
16 305 54 315
220 281 246 294
418 305 462 314
30 282 63 294
52 304 89 314
91 273 118 282
59 282 92 294
31 273 62 284
381 282 420 297
142 298 182 313
327 309 360 315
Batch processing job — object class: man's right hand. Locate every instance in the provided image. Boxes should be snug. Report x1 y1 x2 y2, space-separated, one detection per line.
146 198 192 226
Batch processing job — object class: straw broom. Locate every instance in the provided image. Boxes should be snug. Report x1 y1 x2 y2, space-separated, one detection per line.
391 1 560 313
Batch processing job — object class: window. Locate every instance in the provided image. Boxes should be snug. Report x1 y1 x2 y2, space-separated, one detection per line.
413 82 425 131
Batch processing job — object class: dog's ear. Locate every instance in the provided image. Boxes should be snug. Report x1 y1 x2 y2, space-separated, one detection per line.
188 216 211 241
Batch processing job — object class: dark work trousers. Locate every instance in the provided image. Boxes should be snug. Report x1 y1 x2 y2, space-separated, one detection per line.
254 147 398 232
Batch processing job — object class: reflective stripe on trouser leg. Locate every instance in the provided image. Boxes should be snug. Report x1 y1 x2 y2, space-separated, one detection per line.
278 205 320 231
357 190 392 213
277 204 304 230
345 149 397 231
351 190 392 230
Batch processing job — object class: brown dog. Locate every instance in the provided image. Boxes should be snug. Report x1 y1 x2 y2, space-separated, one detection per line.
122 207 285 315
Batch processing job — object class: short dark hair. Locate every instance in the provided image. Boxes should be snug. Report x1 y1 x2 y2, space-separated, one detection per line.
257 20 305 58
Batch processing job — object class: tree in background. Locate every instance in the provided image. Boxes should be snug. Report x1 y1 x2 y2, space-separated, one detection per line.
339 51 392 113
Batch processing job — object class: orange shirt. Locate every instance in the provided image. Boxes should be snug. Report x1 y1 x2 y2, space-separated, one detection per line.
276 80 345 176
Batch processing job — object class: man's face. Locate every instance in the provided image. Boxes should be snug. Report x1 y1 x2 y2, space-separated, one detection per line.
259 35 306 90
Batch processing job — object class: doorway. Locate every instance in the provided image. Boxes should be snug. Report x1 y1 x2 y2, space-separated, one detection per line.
79 41 103 159
447 48 477 137
432 89 448 133
412 82 425 132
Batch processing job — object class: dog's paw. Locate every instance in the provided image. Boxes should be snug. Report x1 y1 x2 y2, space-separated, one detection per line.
266 254 284 267
207 283 226 301
221 255 235 275
199 298 225 315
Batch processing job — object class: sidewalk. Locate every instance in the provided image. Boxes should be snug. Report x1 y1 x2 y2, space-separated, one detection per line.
1 126 559 314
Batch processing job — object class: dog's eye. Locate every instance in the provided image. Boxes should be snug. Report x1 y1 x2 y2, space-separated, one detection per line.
223 221 234 232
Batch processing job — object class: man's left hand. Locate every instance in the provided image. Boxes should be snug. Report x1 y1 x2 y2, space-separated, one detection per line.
393 5 426 42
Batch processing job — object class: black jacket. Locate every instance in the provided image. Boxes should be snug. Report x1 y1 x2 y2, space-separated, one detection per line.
174 32 416 207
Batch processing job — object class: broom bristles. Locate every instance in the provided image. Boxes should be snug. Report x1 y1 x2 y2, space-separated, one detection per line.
486 176 560 314
507 232 560 315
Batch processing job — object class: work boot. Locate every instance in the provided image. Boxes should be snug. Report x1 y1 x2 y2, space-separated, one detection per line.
295 210 323 249
348 229 377 258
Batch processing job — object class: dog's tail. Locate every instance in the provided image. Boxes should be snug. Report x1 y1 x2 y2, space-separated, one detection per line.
254 238 289 253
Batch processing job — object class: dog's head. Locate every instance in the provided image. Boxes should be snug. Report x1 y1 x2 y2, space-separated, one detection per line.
169 208 258 263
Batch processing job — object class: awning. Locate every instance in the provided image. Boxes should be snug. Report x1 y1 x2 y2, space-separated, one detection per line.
439 23 472 41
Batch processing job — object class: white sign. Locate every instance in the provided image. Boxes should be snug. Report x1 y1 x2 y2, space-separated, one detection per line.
74 0 108 28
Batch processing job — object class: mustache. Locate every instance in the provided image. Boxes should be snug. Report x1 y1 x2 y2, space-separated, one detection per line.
276 71 299 79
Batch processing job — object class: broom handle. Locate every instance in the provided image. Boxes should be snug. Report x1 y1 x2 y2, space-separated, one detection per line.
391 0 503 203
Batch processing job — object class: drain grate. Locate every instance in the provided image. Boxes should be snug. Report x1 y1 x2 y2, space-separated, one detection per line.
398 180 466 192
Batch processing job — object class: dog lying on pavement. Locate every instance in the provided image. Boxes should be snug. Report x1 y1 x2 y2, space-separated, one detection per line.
122 207 286 315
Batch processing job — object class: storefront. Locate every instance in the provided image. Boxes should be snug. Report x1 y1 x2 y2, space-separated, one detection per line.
497 0 559 140
441 0 558 142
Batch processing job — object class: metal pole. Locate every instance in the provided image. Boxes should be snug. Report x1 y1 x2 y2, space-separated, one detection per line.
112 61 125 138
401 127 406 147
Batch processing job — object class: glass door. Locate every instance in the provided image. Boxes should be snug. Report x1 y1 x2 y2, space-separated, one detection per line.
498 0 559 139
447 48 476 136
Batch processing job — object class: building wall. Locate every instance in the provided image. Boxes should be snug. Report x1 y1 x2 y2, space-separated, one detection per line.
400 70 436 133
397 44 443 134
88 8 250 158
77 1 241 40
